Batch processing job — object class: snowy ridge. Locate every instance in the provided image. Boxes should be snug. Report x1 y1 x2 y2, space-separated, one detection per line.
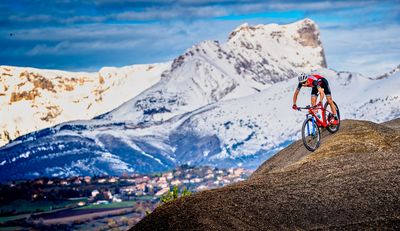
375 64 400 79
0 62 170 146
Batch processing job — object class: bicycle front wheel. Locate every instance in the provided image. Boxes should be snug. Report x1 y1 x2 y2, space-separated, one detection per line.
302 117 320 151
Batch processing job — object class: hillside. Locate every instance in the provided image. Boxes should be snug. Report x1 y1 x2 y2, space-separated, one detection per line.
132 119 400 230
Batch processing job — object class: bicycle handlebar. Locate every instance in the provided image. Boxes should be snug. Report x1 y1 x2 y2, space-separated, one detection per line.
296 105 322 111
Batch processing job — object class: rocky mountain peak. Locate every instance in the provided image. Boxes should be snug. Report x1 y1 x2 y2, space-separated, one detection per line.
295 18 321 47
228 22 254 40
228 19 326 68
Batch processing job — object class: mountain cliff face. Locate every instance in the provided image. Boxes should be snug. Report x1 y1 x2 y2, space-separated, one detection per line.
132 119 400 230
0 63 170 146
0 19 398 182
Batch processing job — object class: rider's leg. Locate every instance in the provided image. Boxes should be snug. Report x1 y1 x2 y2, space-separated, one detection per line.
311 86 319 107
311 96 317 106
326 96 338 117
311 96 318 115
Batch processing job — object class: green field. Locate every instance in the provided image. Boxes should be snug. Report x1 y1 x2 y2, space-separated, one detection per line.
0 226 26 231
0 199 79 214
76 201 136 210
0 199 86 224
0 214 28 223
0 199 138 224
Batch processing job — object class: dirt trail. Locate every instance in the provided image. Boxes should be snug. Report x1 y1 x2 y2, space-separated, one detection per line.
131 119 400 230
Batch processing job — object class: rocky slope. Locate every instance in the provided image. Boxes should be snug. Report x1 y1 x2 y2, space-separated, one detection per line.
0 63 170 146
132 119 400 230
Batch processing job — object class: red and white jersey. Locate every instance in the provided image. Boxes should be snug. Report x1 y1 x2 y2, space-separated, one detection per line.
303 74 324 88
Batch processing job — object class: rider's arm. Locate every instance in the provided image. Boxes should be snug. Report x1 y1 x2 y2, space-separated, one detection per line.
293 88 300 105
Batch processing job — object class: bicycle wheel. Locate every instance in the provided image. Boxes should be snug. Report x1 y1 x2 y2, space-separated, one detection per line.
302 117 320 151
324 101 340 133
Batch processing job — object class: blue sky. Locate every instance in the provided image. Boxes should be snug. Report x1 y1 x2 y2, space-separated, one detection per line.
1 0 399 76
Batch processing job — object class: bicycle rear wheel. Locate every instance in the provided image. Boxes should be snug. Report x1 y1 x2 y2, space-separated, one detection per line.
324 101 340 133
302 117 320 151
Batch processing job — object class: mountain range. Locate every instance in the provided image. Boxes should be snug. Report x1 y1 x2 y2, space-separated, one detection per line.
0 19 399 182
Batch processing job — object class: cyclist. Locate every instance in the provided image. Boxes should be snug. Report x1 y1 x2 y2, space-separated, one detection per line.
292 73 339 124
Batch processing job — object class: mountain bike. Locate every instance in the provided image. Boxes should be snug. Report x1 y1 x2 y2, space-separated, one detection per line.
296 101 340 151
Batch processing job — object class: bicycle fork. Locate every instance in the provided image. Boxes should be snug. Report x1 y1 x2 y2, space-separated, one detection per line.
306 115 316 136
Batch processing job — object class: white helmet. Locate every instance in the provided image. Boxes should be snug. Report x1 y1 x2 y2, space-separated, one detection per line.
298 73 308 83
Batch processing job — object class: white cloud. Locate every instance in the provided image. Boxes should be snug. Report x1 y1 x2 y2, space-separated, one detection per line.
268 1 376 11
112 6 228 21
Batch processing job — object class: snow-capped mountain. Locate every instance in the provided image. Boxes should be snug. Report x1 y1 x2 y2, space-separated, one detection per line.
1 18 398 182
0 63 170 146
100 18 326 123
0 18 324 148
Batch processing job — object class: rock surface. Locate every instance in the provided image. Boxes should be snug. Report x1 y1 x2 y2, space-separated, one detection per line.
132 119 400 230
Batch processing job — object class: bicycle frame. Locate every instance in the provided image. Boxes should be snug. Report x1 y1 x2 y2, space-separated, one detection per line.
308 105 326 127
298 104 333 128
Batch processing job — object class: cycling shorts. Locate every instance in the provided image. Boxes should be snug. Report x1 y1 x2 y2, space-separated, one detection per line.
311 78 331 97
